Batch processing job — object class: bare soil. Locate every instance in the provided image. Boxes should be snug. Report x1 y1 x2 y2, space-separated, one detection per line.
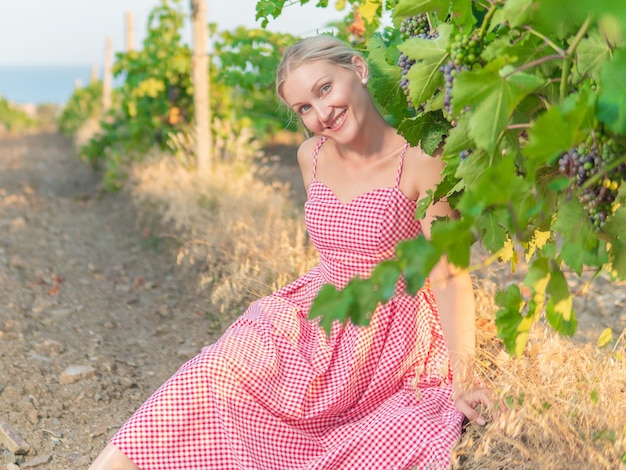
0 132 624 469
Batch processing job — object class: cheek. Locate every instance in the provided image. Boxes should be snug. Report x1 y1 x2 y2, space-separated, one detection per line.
301 114 319 131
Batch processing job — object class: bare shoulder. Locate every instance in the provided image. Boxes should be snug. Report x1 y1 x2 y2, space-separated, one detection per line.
297 136 324 189
401 143 446 199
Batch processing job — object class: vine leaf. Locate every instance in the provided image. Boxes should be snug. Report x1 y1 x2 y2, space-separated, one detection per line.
397 112 449 154
367 36 406 120
453 62 545 154
575 29 614 80
430 218 475 268
391 0 450 24
442 113 473 158
545 264 577 335
602 204 626 278
476 209 508 253
553 197 605 275
495 285 530 357
525 91 595 170
491 0 534 29
396 236 441 294
597 47 626 134
309 284 353 335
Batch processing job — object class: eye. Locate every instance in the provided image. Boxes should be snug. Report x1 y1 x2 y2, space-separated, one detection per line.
298 104 312 114
321 84 331 94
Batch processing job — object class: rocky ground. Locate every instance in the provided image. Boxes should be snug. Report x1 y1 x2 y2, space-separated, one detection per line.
0 132 624 469
0 133 218 469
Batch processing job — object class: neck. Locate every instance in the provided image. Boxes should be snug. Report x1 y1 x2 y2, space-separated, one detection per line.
337 115 403 161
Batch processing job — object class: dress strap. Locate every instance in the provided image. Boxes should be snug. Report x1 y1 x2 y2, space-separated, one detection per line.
395 142 410 187
311 137 327 180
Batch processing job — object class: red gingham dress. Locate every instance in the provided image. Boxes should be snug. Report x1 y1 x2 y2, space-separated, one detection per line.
110 137 463 469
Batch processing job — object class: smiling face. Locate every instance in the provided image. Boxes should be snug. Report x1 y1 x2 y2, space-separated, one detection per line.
280 58 371 144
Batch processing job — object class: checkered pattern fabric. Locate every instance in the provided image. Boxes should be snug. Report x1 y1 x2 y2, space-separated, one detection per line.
110 137 463 469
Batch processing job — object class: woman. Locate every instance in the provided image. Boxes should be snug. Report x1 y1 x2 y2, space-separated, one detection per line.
90 35 489 470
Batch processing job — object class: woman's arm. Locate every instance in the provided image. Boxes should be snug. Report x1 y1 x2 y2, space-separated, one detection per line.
411 146 490 425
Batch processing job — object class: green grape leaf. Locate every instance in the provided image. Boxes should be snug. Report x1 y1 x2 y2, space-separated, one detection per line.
370 260 402 302
544 262 576 335
442 113 473 159
546 263 570 304
495 284 530 356
397 112 449 154
597 47 626 134
491 0 534 29
546 296 577 336
255 0 285 27
347 277 381 326
534 0 626 39
309 283 352 335
602 205 626 278
456 155 531 220
430 218 475 268
452 62 545 153
524 89 596 171
396 236 442 294
575 29 614 81
368 35 406 120
476 208 509 253
391 0 450 24
553 197 603 275
450 0 475 28
415 189 434 220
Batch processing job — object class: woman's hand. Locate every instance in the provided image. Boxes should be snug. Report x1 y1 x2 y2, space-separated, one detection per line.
452 383 492 426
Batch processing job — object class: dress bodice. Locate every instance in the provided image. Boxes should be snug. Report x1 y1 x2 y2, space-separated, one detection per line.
304 139 422 287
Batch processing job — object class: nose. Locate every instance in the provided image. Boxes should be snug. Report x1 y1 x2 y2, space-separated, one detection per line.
314 101 333 124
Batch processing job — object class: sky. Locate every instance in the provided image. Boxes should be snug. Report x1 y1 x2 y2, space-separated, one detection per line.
0 0 345 65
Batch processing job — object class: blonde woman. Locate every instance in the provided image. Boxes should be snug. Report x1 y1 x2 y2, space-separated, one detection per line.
90 36 489 470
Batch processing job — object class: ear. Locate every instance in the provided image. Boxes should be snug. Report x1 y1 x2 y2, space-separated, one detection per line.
351 55 368 82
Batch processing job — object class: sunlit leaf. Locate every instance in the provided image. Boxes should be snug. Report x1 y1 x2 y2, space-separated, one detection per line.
597 327 614 348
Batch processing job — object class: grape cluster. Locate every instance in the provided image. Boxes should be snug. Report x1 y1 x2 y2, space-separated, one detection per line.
459 149 473 160
399 14 430 40
440 32 484 118
558 129 626 230
398 14 439 109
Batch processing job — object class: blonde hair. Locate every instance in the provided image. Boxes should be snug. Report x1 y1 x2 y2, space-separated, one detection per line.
275 36 364 103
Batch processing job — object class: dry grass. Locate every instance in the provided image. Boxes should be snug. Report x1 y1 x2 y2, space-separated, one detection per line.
128 131 625 469
129 131 317 321
454 279 626 469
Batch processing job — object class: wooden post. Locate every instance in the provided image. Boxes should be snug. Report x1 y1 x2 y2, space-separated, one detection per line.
90 63 99 84
125 11 135 52
102 35 113 112
192 0 212 174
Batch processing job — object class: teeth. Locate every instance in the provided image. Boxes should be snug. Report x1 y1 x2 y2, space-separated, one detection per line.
329 111 345 129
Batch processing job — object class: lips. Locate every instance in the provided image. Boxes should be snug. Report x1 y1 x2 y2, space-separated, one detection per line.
327 110 347 132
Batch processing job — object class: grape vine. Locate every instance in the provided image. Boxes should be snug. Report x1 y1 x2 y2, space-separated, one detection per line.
257 0 626 359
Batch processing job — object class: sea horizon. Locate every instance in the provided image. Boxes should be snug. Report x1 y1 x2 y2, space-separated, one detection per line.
0 64 104 105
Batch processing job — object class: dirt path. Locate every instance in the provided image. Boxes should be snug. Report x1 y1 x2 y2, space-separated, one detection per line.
0 133 217 469
0 132 624 469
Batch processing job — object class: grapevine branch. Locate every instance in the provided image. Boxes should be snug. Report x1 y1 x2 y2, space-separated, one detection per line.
560 16 592 100
502 54 563 79
477 2 500 40
523 26 566 57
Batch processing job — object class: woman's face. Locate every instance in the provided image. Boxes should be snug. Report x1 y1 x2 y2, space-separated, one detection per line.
281 58 369 143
